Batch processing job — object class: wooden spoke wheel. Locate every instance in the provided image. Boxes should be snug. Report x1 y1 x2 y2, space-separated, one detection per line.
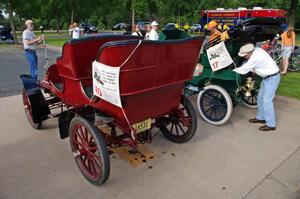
69 116 110 186
240 89 258 108
22 89 42 129
157 95 197 143
197 85 233 125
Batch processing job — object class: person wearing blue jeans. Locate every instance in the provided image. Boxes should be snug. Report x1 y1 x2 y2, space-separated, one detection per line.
22 19 43 81
256 74 281 128
233 43 280 131
25 49 38 80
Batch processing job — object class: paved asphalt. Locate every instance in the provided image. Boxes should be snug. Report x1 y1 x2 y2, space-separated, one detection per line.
0 45 61 97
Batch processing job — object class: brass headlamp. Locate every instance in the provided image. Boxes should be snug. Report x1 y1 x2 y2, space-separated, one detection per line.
242 77 255 97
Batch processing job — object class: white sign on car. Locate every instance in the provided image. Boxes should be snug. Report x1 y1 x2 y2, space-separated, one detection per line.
207 41 233 71
92 61 122 108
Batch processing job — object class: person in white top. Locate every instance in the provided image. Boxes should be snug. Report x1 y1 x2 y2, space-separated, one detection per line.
132 25 143 36
72 22 80 39
149 21 159 40
22 19 43 80
233 43 280 131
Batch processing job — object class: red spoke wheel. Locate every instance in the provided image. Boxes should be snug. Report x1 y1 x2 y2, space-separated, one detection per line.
157 95 197 143
22 89 42 129
69 116 110 186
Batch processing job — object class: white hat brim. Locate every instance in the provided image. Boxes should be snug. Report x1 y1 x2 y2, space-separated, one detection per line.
238 52 248 57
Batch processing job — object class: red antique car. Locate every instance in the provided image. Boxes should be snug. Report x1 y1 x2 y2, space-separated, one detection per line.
20 34 204 185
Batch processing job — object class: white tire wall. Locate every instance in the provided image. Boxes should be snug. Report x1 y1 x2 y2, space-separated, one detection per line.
197 85 233 125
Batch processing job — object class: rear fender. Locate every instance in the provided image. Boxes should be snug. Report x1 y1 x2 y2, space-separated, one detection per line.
20 74 50 123
58 111 75 139
60 107 114 139
59 106 94 139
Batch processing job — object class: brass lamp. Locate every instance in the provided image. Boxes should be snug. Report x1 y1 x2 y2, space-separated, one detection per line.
242 77 255 97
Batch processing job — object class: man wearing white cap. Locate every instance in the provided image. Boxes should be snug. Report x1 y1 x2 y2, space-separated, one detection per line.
22 19 43 80
233 43 280 131
149 21 159 40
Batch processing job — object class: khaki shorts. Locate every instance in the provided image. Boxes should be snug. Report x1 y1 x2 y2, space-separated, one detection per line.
281 46 293 58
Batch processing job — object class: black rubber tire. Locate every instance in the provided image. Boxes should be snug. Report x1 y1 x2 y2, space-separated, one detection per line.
22 89 42 129
240 92 258 108
69 116 110 186
158 95 197 143
288 54 300 72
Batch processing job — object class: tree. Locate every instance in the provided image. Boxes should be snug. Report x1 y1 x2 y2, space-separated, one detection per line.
131 0 135 31
0 0 298 33
7 0 17 43
288 0 298 27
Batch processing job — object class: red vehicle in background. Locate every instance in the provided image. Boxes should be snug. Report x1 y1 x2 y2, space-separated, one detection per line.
200 7 287 31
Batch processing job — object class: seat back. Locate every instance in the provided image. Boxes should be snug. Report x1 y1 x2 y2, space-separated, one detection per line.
93 37 204 126
56 35 142 80
97 37 204 96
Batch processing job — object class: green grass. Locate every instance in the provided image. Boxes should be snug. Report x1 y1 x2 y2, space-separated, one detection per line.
296 35 300 45
277 72 300 100
0 43 10 47
46 38 69 47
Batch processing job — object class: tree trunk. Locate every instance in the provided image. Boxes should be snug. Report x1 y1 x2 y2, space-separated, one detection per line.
7 0 18 44
131 0 135 32
288 0 299 28
19 17 23 31
47 16 50 30
71 7 74 24
56 14 60 33
177 5 180 27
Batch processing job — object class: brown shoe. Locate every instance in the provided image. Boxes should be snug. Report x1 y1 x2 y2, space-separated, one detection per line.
249 118 266 124
259 125 276 131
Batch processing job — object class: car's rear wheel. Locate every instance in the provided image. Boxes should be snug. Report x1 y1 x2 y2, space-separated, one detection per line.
69 116 110 186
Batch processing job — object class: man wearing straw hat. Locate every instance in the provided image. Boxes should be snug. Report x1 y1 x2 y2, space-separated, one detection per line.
22 19 43 81
233 43 280 131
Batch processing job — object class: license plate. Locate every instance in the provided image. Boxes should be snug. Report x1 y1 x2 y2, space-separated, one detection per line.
132 118 151 134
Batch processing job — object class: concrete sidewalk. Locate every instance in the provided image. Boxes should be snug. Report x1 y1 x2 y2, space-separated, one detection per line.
0 94 299 199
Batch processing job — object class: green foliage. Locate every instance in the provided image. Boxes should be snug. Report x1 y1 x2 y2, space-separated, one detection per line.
1 0 299 31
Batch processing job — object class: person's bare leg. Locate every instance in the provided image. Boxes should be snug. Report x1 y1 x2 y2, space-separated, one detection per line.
281 58 288 74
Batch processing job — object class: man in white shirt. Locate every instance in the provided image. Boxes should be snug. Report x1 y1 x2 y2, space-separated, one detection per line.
22 19 43 80
233 43 280 131
72 22 80 39
149 21 159 40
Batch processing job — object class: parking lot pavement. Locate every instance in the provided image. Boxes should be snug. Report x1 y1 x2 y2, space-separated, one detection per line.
0 45 61 97
0 94 299 199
